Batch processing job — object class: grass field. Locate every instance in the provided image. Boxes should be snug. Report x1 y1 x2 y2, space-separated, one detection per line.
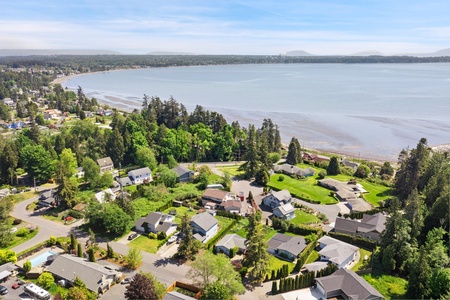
362 274 408 299
267 255 295 275
305 250 319 264
128 235 160 254
290 210 321 225
132 197 166 219
228 218 249 238
216 165 244 177
162 206 197 224
268 175 339 204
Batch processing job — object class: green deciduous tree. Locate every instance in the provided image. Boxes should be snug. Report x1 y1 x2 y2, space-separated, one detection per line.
104 204 132 236
37 272 55 289
81 157 100 185
23 260 32 273
125 246 143 270
200 282 232 300
176 214 199 260
20 144 54 181
134 146 157 171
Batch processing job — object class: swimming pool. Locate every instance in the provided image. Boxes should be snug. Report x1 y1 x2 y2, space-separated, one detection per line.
29 251 56 267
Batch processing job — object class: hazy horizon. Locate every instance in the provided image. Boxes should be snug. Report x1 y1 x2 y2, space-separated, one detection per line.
2 1 450 55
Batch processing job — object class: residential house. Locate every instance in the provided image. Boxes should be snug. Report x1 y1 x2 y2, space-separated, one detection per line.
94 188 116 204
315 268 383 300
191 212 219 243
318 178 373 212
267 233 307 261
4 121 24 130
341 158 360 170
96 157 114 174
219 199 242 214
135 212 177 236
172 165 195 182
201 189 237 207
46 254 122 294
302 152 330 164
75 167 84 179
118 176 132 187
128 167 152 184
317 236 359 269
334 213 387 242
1 98 14 107
262 190 292 208
43 109 61 120
273 203 295 220
38 189 57 207
0 262 18 282
273 164 315 177
215 234 247 256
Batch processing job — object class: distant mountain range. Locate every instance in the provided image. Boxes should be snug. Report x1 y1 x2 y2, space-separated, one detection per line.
282 48 450 57
0 49 122 56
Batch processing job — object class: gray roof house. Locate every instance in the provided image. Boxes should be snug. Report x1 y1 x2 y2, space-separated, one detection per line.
38 189 56 207
215 234 247 257
273 203 295 220
128 167 152 184
46 254 122 294
135 212 177 235
273 164 315 177
96 157 114 174
94 188 116 204
0 188 10 199
201 189 237 206
263 190 292 209
267 233 307 261
315 268 383 300
318 236 359 269
191 212 219 243
334 213 387 242
118 176 133 187
172 165 195 182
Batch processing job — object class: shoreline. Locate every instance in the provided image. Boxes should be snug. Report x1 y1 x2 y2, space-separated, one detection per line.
52 70 450 164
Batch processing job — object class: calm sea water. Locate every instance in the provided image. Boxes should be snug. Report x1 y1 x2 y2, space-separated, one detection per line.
64 63 450 161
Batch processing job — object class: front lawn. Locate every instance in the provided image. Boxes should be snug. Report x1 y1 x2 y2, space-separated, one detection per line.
362 274 408 299
305 250 319 265
290 210 321 225
229 218 249 238
267 255 295 276
351 248 372 272
128 235 160 254
268 175 338 204
6 228 39 250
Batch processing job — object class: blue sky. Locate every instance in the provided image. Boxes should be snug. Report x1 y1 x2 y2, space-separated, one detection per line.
2 0 449 54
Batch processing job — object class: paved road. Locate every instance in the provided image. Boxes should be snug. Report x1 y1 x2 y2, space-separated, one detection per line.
10 196 82 254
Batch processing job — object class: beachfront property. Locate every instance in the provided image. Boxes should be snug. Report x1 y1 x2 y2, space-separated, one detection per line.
215 234 247 257
341 158 360 170
172 165 195 182
46 254 122 294
128 167 152 184
315 268 383 300
318 178 372 212
96 157 114 174
273 163 315 177
135 212 177 235
317 236 359 269
334 213 387 242
262 190 292 208
302 152 330 164
267 233 307 262
191 212 219 243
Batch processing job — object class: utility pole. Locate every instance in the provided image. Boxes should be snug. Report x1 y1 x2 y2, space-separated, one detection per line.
34 177 36 192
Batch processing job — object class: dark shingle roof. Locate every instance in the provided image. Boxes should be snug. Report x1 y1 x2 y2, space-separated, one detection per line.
268 233 306 257
315 268 383 300
172 165 192 177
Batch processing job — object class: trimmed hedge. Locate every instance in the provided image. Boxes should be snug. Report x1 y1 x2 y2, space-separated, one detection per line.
328 231 376 250
216 210 243 220
272 271 316 294
343 209 382 220
206 219 237 250
293 230 323 272
272 217 321 236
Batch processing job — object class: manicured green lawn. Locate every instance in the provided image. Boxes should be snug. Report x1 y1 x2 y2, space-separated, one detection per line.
267 255 295 276
216 165 244 177
216 215 235 230
351 248 372 271
6 229 39 250
128 235 160 253
290 210 321 225
229 218 249 238
208 173 223 184
362 274 408 299
162 206 197 224
268 175 339 204
305 250 319 264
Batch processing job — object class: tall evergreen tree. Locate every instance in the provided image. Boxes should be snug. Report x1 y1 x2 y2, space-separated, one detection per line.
176 214 199 260
326 156 340 175
243 222 270 283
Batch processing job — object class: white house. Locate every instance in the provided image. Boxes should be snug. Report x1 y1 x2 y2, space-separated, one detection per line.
128 167 152 184
94 189 116 204
191 212 218 243
262 190 292 208
317 236 359 269
273 203 295 220
135 212 177 235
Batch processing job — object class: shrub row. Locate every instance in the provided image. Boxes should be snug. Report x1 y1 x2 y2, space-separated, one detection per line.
266 264 290 282
216 210 243 220
206 219 237 250
272 271 315 294
328 232 376 250
341 208 382 220
293 230 323 272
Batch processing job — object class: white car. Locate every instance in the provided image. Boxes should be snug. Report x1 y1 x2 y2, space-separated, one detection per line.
9 228 17 233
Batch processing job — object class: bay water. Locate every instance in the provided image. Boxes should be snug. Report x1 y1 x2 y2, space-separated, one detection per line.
64 63 450 161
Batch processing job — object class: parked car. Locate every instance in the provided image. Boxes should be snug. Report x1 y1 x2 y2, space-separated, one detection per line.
167 235 177 244
11 283 19 290
0 285 8 295
121 278 132 285
128 233 138 240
